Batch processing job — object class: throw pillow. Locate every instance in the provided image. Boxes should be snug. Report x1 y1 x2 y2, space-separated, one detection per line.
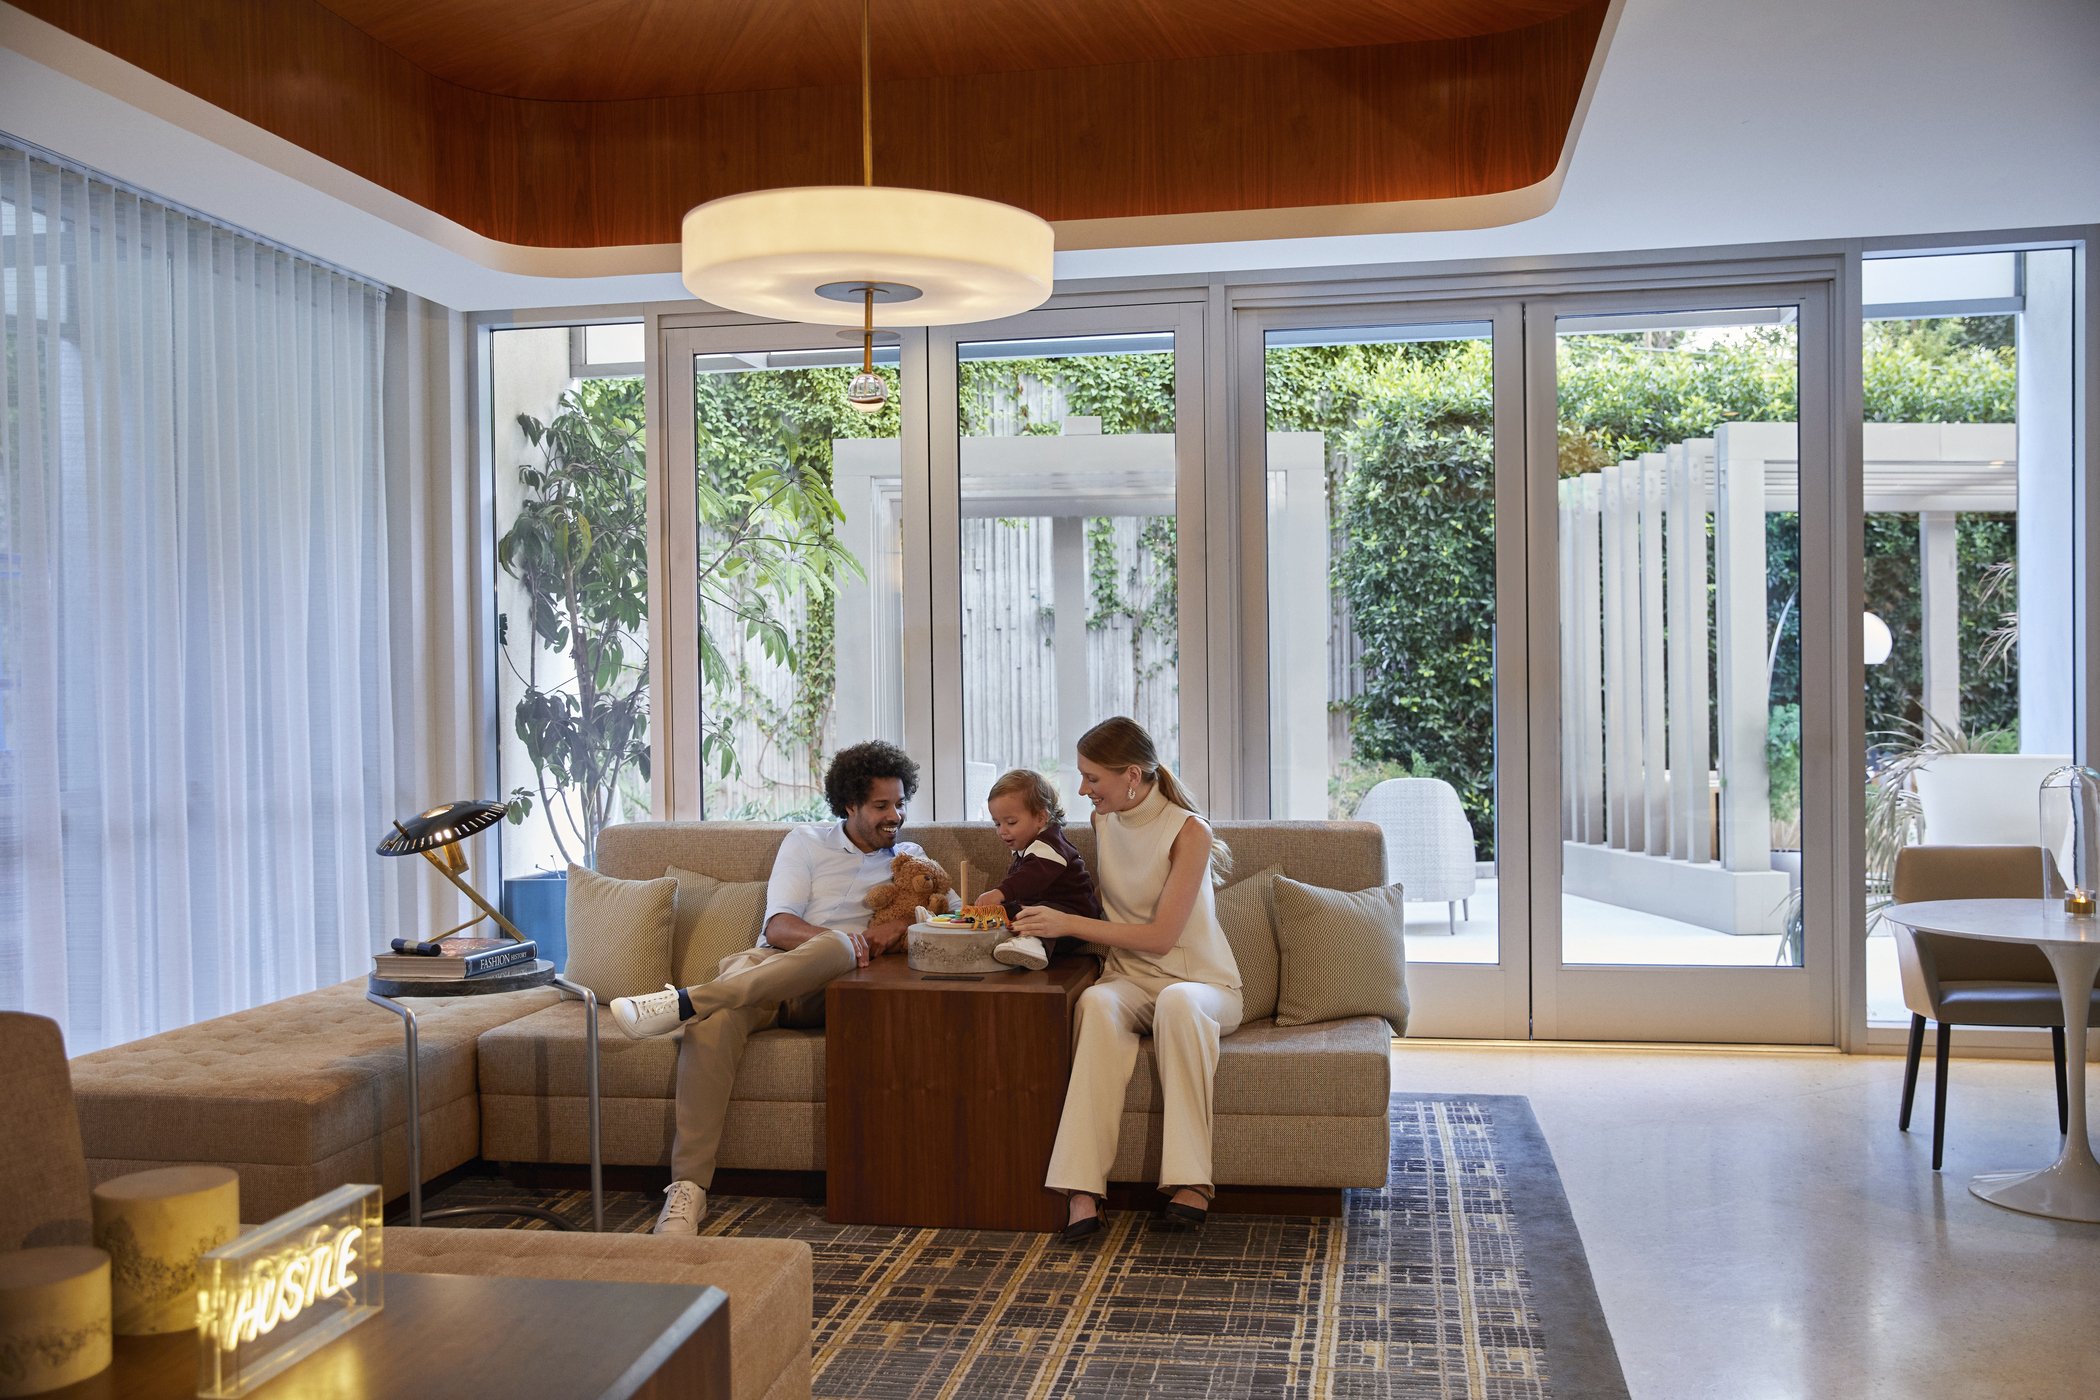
666 866 768 988
1271 876 1409 1033
562 864 676 1001
1214 866 1283 1021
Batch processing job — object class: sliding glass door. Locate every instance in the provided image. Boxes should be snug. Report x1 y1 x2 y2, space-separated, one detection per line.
1527 289 1840 1043
1241 303 1531 1038
1239 285 1840 1043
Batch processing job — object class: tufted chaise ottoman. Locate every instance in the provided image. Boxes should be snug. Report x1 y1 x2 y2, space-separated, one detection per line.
67 977 558 1221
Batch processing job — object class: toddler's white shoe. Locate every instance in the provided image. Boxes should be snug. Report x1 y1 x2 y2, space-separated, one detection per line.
612 985 685 1040
653 1180 704 1235
993 934 1049 971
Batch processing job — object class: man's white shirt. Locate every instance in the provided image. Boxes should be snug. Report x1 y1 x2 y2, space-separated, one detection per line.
760 822 925 946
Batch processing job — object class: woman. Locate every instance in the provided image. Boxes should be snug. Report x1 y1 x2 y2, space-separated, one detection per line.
1015 716 1243 1241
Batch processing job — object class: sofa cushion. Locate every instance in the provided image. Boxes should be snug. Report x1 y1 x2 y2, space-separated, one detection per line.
668 868 767 988
386 1227 810 1400
1120 1015 1391 1117
1273 877 1410 1032
478 1002 824 1103
1215 866 1282 1021
565 864 677 1000
67 978 557 1211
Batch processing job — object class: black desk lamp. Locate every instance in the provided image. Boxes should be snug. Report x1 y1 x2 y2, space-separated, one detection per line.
377 799 528 946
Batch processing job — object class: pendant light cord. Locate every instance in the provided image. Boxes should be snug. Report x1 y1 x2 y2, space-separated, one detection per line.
861 0 874 188
860 0 876 375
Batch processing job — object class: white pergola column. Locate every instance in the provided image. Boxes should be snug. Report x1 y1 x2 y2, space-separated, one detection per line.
1638 454 1668 856
1918 511 1962 734
1713 428 1774 873
1602 463 1632 849
1052 516 1090 780
1575 474 1606 844
1263 433 1330 819
2017 248 2077 756
1559 480 1578 838
1666 442 1713 864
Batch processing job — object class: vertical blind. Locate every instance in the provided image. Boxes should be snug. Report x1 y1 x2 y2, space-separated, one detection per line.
1 143 405 1054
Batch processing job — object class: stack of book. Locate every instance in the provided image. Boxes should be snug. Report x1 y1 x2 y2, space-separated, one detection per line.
372 937 539 982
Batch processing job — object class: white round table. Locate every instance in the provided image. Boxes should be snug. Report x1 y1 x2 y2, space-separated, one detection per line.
1885 898 2100 1223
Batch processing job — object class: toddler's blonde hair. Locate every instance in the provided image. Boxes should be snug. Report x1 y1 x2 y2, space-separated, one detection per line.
987 768 1064 826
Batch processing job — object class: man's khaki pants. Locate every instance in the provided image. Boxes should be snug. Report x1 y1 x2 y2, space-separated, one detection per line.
1043 968 1244 1200
670 931 857 1188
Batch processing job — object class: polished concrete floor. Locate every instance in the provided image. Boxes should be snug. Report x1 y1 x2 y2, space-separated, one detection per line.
1395 1042 2098 1400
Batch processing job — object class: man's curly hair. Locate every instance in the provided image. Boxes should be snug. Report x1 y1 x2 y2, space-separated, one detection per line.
823 741 920 818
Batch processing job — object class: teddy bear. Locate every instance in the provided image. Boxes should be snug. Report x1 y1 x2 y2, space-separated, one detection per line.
862 852 955 930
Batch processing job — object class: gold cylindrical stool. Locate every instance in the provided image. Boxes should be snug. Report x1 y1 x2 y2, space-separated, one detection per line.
0 1246 112 1397
91 1165 241 1336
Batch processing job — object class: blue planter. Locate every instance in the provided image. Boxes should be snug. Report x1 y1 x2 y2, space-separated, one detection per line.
502 871 569 969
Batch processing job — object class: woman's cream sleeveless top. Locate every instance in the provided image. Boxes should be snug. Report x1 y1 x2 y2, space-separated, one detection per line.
1093 785 1242 991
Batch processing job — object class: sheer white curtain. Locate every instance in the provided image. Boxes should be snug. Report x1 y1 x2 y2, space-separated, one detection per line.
1 143 410 1054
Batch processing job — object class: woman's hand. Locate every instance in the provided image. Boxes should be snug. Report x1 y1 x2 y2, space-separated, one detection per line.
1013 905 1076 941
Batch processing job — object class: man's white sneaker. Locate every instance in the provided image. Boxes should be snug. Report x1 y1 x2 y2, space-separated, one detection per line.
653 1180 704 1236
993 934 1049 971
611 985 685 1040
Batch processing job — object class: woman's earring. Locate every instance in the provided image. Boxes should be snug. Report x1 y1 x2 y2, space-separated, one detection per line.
1126 785 1137 801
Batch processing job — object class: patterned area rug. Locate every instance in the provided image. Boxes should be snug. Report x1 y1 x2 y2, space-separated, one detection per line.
420 1094 1626 1399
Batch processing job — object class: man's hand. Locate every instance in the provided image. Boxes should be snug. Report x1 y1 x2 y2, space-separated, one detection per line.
864 918 911 958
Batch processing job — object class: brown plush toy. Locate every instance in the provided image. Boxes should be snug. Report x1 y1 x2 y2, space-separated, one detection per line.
862 852 954 927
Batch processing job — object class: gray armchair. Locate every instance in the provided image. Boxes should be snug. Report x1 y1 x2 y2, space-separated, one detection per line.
1891 845 2100 1170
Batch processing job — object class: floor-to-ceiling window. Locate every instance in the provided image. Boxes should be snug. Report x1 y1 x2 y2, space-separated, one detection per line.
1856 248 2081 1030
952 331 1179 817
490 324 649 892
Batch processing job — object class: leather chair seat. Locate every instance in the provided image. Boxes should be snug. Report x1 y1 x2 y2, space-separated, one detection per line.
1935 982 2100 1027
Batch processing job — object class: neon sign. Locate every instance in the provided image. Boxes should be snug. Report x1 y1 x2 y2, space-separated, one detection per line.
195 1184 383 1397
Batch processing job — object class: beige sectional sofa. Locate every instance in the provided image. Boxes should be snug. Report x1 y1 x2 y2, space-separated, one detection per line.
479 820 1399 1196
60 817 1398 1399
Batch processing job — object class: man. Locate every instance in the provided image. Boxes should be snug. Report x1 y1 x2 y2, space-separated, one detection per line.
609 740 923 1235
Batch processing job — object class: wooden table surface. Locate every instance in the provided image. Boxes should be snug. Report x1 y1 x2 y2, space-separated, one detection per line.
826 954 1097 1232
46 1272 729 1400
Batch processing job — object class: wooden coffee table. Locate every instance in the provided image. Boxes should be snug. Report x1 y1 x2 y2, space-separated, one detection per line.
825 954 1097 1232
45 1272 728 1399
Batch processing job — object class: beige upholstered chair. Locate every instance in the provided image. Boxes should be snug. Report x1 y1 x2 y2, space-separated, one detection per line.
0 1012 95 1252
1891 845 2100 1169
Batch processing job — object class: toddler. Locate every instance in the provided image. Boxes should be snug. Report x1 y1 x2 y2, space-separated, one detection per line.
980 769 1103 970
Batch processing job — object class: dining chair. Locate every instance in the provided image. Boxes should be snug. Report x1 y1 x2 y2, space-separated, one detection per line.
1891 844 2100 1170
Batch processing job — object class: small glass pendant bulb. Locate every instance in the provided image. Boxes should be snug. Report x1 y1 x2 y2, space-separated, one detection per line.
847 370 887 413
846 282 886 413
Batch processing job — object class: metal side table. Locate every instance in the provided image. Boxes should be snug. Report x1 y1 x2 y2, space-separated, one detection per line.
366 959 604 1231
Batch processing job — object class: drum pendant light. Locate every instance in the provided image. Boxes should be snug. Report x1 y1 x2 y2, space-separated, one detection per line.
681 0 1054 330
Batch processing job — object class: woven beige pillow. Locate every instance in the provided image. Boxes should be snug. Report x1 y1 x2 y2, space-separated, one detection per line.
563 864 675 1001
1271 876 1409 1032
667 866 768 988
1215 866 1283 1021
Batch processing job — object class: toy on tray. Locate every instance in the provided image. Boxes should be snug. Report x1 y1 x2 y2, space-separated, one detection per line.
909 903 1012 973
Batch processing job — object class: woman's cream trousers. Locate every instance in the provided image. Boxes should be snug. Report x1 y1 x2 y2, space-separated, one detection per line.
1044 967 1244 1199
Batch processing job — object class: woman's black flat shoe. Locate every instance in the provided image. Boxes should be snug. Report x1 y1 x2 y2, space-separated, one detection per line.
1059 1213 1103 1244
1161 1200 1208 1229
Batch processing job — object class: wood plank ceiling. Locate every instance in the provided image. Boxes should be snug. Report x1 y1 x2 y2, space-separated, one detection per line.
19 0 1614 248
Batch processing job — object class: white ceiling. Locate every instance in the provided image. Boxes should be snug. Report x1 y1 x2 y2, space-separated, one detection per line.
4 0 2097 312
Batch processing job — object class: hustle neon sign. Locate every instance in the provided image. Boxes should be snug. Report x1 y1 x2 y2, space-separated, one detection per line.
196 1184 384 1397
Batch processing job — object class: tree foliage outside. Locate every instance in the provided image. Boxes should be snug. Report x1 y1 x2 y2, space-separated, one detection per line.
498 378 650 867
691 365 890 816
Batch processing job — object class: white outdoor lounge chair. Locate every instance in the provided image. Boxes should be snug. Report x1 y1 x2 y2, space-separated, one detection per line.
1355 777 1478 934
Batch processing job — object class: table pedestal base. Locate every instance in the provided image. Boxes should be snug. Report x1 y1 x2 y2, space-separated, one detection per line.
1970 1153 2100 1224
